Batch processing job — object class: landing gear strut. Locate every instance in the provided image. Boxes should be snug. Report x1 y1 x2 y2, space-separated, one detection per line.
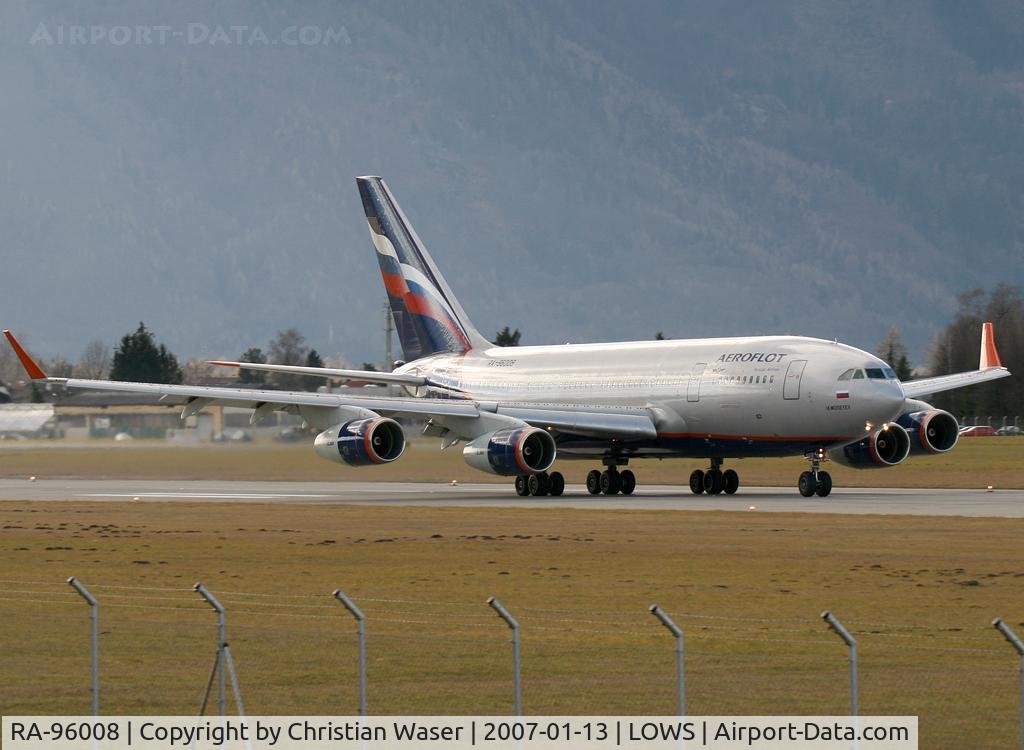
515 471 564 497
689 459 740 496
799 450 833 497
585 459 636 496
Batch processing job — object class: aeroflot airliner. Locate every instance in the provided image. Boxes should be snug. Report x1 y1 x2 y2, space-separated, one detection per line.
4 176 1011 498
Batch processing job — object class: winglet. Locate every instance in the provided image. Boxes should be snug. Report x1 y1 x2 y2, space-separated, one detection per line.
2 330 48 380
980 322 1003 370
207 361 240 368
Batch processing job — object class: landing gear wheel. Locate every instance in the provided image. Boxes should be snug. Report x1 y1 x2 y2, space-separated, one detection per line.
548 471 565 497
600 469 622 495
586 470 602 495
703 469 724 495
722 469 739 495
619 469 636 495
514 475 529 497
689 469 705 495
798 471 817 497
815 471 832 497
528 473 549 497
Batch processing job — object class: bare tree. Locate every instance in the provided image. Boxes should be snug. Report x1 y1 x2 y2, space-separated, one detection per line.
267 328 309 389
75 339 111 380
875 326 912 380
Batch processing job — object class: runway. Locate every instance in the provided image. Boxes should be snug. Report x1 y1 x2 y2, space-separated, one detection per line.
0 478 1021 516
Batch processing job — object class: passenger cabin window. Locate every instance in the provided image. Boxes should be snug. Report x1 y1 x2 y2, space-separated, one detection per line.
852 369 865 379
866 368 885 379
837 368 856 381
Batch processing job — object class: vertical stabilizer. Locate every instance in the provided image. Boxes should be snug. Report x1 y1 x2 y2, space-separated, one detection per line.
356 176 490 362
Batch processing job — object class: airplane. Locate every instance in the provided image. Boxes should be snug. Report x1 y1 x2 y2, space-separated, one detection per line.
4 176 1012 498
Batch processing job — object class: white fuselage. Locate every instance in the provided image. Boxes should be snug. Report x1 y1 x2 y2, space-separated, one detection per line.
398 335 907 458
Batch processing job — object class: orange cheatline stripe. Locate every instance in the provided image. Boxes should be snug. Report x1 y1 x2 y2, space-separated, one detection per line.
2 330 48 380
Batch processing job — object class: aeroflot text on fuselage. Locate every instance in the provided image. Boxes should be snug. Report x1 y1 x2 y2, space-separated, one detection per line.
716 352 789 363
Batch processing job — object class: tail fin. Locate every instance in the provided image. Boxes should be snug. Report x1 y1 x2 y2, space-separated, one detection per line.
356 176 490 362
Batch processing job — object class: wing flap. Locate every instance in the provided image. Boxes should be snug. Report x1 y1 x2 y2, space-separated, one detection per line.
209 361 427 387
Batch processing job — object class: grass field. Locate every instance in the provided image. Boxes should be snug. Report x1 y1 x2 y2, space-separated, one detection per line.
0 437 1022 488
2 500 1023 748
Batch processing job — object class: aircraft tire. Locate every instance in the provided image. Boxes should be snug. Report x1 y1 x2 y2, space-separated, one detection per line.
600 469 621 495
548 471 565 497
586 470 602 495
689 470 705 495
722 469 739 495
798 471 817 497
815 471 832 497
514 475 530 496
703 469 724 495
528 473 549 496
619 469 636 495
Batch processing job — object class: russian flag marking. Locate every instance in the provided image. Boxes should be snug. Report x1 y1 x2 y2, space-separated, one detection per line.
836 390 850 399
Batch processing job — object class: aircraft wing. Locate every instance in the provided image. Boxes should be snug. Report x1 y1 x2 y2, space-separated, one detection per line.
901 322 1011 399
208 360 428 387
3 331 656 440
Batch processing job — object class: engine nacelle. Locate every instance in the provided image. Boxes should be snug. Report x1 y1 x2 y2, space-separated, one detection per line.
463 427 556 476
314 418 406 467
831 422 911 469
896 409 959 455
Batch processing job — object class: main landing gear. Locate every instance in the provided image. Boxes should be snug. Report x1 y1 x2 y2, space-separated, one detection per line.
798 451 833 497
514 471 565 497
585 458 636 496
688 458 740 496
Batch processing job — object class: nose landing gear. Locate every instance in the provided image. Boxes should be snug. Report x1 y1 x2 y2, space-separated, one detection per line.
798 450 833 497
689 459 740 495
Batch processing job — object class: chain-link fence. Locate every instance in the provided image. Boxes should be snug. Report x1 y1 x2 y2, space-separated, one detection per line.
1 579 1020 749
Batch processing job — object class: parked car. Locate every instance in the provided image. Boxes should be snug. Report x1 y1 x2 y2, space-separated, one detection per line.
996 426 1022 436
958 425 997 437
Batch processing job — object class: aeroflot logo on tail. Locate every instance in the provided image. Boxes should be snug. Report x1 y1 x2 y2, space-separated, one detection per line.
717 352 790 363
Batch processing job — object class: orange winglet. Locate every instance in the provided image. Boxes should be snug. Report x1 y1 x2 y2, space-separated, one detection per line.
2 330 48 380
207 361 241 368
980 322 1003 370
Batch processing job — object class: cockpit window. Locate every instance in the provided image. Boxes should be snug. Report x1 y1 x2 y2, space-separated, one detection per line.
837 368 856 381
865 368 885 379
852 369 865 379
882 367 898 379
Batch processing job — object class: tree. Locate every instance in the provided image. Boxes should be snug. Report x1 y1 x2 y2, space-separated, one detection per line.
495 327 521 347
110 322 182 384
655 332 667 341
238 347 267 385
76 339 110 380
304 349 324 391
360 362 379 372
929 285 1023 420
875 326 912 380
46 357 74 379
267 329 309 389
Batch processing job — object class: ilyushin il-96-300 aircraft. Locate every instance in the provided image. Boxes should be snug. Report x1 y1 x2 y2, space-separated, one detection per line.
5 177 1012 498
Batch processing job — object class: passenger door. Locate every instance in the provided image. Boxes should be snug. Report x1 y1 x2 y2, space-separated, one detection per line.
783 360 807 400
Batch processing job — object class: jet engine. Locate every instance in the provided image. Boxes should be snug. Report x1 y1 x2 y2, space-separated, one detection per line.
896 409 959 455
463 426 556 476
314 417 406 466
831 422 911 469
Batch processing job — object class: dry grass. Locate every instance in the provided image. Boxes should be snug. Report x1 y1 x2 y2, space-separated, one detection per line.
1 501 1022 748
0 437 1022 488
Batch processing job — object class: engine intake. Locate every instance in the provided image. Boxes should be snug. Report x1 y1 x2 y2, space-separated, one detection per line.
896 409 959 455
463 427 556 476
314 418 406 467
832 422 911 469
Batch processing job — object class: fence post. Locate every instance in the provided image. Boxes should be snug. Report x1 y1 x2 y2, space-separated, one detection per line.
194 583 244 716
487 597 521 716
67 577 98 715
649 605 685 716
993 618 1024 750
333 589 367 716
822 611 858 716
